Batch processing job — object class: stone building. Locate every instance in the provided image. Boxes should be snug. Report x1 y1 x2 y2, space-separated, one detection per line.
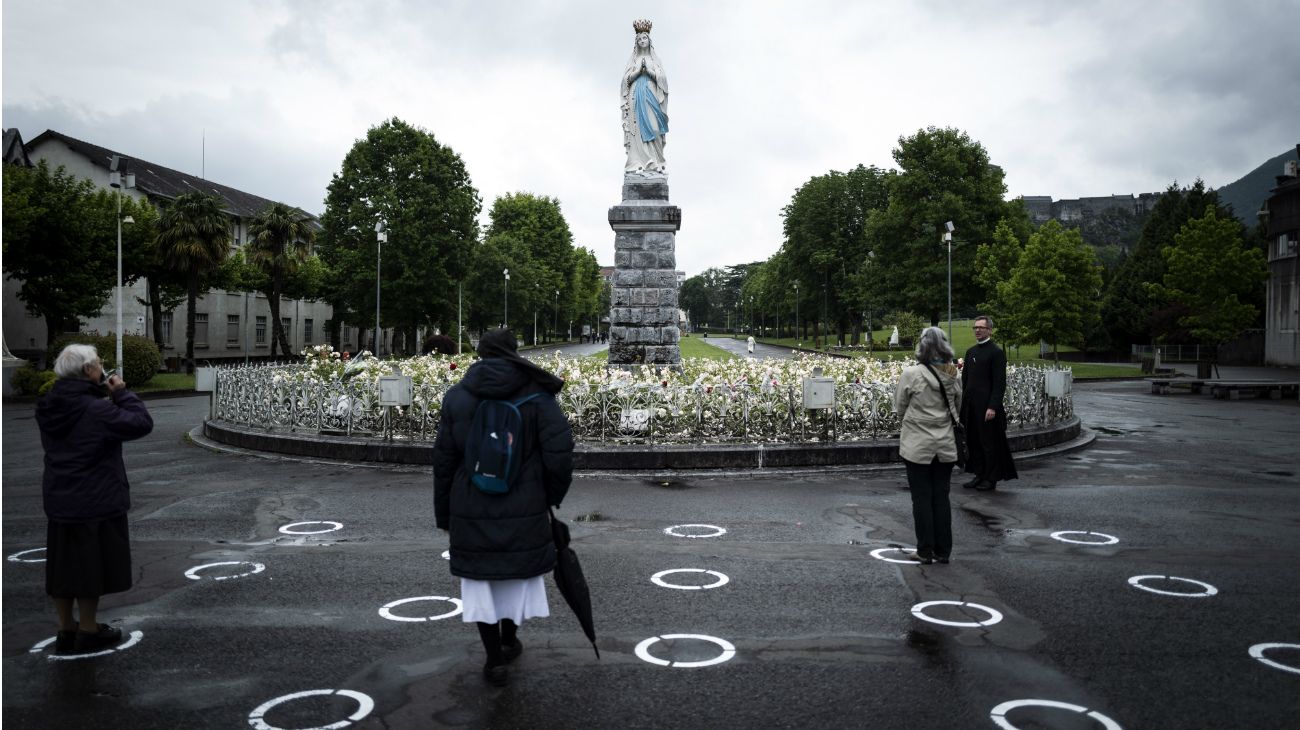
1262 147 1300 366
2 129 352 364
1019 193 1162 226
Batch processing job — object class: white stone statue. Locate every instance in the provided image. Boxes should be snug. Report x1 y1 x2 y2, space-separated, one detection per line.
621 19 669 174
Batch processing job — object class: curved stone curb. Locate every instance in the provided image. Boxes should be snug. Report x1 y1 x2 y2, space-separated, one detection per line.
202 416 1080 470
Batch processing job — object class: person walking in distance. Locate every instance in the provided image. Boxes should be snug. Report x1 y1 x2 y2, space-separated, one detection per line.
35 344 154 654
960 316 1018 491
434 329 574 687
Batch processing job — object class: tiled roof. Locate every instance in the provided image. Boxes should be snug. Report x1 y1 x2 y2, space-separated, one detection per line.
3 128 32 167
25 129 315 222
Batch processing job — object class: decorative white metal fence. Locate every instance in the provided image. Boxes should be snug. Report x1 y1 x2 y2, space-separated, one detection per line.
210 363 1073 444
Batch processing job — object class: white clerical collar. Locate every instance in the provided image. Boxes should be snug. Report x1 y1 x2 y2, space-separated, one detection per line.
976 338 991 345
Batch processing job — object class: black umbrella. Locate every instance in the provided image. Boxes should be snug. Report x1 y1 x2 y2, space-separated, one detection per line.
549 509 599 658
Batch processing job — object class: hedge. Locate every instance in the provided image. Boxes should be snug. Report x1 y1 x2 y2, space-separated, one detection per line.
46 334 161 387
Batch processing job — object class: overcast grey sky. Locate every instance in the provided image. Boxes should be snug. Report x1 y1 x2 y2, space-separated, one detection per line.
4 1 1297 276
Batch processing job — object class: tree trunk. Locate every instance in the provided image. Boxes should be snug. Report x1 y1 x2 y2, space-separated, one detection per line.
185 274 198 374
271 267 292 357
147 279 164 351
328 318 341 350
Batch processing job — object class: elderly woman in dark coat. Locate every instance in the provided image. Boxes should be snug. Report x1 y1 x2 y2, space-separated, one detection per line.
434 329 574 687
35 344 153 654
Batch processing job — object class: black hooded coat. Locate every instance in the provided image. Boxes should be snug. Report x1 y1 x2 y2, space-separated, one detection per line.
35 378 154 522
433 331 574 580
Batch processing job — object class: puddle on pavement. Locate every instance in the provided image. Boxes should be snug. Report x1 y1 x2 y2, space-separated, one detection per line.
1253 470 1295 477
574 512 605 522
647 479 692 489
906 629 947 658
961 506 1012 534
1093 427 1125 435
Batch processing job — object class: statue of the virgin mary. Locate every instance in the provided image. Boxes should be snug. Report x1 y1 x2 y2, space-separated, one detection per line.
621 19 669 174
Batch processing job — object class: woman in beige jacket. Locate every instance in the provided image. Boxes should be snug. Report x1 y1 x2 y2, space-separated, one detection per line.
894 327 962 564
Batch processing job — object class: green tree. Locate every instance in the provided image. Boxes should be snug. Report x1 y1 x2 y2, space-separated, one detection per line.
867 128 1023 325
1147 206 1267 345
974 218 1028 321
996 221 1103 360
482 193 575 343
567 247 603 341
1101 180 1237 347
2 161 117 346
156 192 231 372
318 118 480 353
781 164 890 345
247 203 317 356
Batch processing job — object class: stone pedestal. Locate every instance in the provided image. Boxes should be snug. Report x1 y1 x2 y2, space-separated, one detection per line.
607 175 682 368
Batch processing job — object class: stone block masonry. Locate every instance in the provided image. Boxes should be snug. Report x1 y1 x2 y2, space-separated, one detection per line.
608 175 682 367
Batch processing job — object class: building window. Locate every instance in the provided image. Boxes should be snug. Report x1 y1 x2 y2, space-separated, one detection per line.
161 312 173 344
1273 233 1298 261
195 313 209 347
282 317 292 344
227 314 240 344
256 316 267 345
304 318 314 344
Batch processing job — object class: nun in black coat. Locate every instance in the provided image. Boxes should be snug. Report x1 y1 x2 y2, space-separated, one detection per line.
433 329 573 685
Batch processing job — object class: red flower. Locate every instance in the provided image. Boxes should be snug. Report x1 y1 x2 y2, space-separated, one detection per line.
449 362 457 370
661 380 668 386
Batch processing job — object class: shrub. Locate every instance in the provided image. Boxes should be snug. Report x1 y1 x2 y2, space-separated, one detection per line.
46 334 161 387
11 363 55 396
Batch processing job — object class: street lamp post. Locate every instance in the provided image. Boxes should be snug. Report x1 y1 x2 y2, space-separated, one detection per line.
943 221 955 342
533 282 539 346
502 269 510 329
375 220 386 355
554 289 559 343
794 281 800 346
108 157 135 371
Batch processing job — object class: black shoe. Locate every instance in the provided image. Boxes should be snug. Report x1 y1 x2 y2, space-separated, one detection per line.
483 663 508 687
73 624 122 653
54 630 76 654
501 639 523 663
962 476 982 489
975 480 997 491
936 556 951 564
910 551 935 565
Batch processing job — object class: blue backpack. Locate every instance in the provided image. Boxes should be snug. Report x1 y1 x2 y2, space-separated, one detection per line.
465 393 543 494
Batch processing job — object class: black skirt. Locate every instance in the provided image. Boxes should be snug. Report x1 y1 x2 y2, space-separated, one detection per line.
45 515 132 599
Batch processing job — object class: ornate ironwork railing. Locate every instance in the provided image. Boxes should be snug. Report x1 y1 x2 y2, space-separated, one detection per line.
210 364 1072 444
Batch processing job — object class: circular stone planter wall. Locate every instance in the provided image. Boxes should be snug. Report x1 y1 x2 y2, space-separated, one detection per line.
202 416 1082 470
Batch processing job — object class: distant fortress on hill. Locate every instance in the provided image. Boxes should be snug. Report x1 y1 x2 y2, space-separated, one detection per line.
1017 192 1162 225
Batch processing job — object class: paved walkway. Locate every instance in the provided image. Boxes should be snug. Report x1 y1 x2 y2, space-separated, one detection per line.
689 335 800 360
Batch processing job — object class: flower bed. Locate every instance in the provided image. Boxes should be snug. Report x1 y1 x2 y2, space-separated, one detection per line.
210 345 1072 444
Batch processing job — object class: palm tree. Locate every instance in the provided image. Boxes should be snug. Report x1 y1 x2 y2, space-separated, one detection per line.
247 203 316 356
156 193 231 373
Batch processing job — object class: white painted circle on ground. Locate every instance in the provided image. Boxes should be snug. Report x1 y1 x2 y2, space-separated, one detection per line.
1050 530 1119 545
634 634 736 668
1249 643 1300 675
279 521 344 535
29 630 144 660
7 547 46 563
869 547 925 564
378 596 463 622
990 699 1123 730
248 688 374 730
651 569 730 590
184 561 265 581
663 524 727 539
441 550 450 560
1127 575 1218 598
911 600 1004 628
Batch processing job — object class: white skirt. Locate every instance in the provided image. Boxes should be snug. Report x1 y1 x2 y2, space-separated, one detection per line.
460 576 550 624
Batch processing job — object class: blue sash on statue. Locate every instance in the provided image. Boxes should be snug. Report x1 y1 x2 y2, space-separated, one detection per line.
634 74 668 142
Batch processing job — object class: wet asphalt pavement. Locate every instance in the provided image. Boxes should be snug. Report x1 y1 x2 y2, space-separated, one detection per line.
3 381 1298 729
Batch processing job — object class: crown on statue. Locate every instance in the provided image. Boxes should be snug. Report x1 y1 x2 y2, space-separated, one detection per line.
632 19 653 33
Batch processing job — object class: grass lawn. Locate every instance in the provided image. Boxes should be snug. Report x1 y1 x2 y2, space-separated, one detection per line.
135 372 195 392
590 336 737 361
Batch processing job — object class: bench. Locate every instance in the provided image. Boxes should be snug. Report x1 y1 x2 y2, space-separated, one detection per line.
1150 379 1300 400
1209 382 1300 400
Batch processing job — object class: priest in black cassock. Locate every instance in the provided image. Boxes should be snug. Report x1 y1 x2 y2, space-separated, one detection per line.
960 316 1017 490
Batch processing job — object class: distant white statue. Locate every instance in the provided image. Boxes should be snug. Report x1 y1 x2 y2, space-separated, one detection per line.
621 19 669 174
889 326 900 347
747 335 755 354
